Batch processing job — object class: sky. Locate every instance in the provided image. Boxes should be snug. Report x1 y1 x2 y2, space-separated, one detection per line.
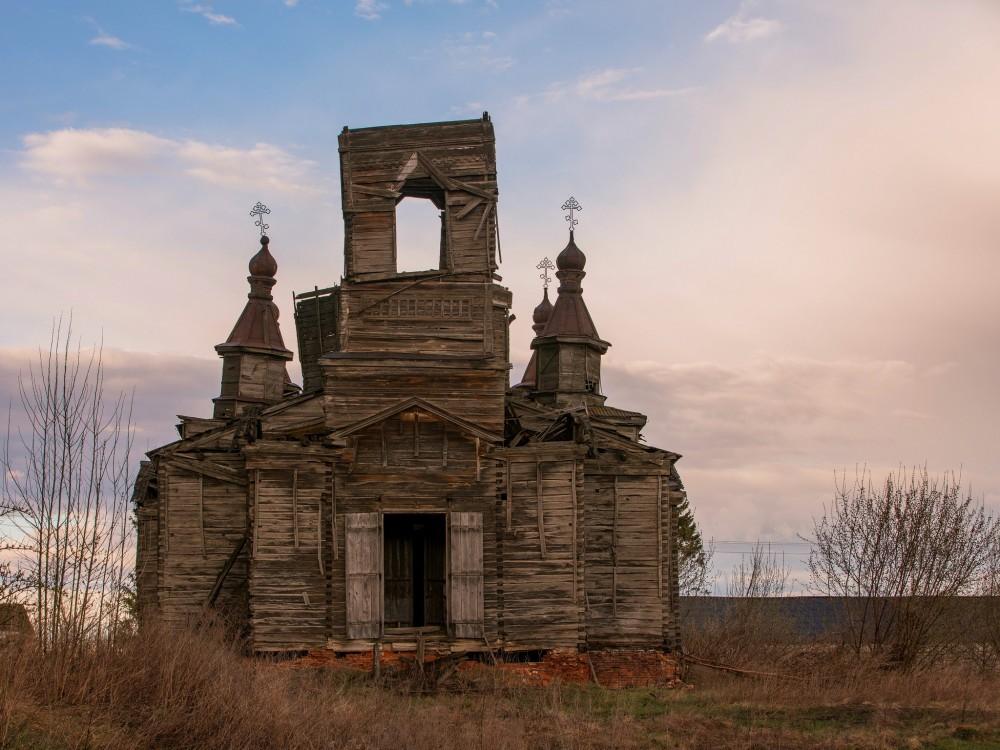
2 0 999 590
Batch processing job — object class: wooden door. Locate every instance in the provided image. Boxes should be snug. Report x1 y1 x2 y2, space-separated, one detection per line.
384 532 413 627
424 532 446 625
345 512 382 639
448 512 483 639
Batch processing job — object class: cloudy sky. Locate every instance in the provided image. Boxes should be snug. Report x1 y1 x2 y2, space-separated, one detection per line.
3 0 999 588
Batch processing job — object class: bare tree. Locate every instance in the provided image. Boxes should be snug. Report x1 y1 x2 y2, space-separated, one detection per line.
808 466 1000 668
0 505 30 606
726 542 790 600
683 542 793 668
978 535 1000 668
1 316 135 653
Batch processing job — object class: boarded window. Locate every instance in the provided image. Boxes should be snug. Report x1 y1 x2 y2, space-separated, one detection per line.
345 512 382 639
448 511 484 639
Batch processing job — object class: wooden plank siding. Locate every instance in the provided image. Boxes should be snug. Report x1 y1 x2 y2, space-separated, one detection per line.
322 360 507 437
246 460 329 651
582 466 670 648
155 453 249 628
325 410 501 649
498 448 584 650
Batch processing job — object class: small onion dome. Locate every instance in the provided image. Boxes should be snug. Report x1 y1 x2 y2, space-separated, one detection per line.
249 236 278 277
556 231 586 271
532 288 553 326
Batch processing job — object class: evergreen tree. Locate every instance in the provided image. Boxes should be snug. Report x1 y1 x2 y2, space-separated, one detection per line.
676 492 712 595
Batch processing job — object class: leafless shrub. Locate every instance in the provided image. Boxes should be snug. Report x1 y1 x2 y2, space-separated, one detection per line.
808 466 1000 669
0 316 135 656
977 539 1000 668
683 542 796 669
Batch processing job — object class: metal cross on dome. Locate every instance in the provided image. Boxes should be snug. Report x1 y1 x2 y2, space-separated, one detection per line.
561 196 582 234
537 257 555 289
250 202 271 237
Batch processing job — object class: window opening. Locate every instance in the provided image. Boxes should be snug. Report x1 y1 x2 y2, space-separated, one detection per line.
395 197 443 273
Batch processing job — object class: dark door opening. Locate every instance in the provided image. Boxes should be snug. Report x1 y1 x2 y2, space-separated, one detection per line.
383 513 446 629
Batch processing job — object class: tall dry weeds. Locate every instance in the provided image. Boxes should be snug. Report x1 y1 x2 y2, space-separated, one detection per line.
0 619 638 750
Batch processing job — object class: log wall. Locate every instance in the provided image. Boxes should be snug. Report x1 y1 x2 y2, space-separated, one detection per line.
498 447 584 650
325 413 499 649
246 451 330 651
582 464 670 648
155 453 249 627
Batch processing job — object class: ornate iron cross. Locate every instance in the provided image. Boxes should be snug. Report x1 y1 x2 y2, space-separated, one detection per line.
561 196 582 233
537 257 555 289
250 202 271 237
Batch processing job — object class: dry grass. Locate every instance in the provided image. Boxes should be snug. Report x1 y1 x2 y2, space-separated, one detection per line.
1 623 999 750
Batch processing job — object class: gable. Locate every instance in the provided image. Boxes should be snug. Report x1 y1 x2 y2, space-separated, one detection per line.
347 407 485 472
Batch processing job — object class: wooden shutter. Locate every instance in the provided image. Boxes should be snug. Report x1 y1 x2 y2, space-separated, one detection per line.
449 511 484 639
345 512 382 639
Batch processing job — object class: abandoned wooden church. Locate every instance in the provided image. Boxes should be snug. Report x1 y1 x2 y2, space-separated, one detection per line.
135 115 688 657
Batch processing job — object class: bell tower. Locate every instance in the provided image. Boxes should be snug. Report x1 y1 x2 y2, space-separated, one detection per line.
320 115 512 435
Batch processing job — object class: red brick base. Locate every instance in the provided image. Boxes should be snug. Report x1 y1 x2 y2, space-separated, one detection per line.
281 647 682 689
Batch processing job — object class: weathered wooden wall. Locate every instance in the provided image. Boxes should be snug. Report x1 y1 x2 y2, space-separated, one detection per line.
336 281 507 356
293 286 340 393
325 410 499 650
134 479 160 617
322 359 507 436
582 463 670 648
155 453 249 628
497 446 585 650
246 445 330 651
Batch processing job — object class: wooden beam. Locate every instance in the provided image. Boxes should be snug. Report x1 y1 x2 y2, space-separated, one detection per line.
449 176 496 201
505 459 512 529
292 469 299 549
536 460 547 559
169 455 247 486
205 535 248 607
252 469 259 557
656 474 663 599
472 201 494 241
317 506 325 577
163 473 169 554
416 151 457 191
331 470 339 561
314 285 324 353
612 476 619 619
351 183 402 200
199 475 206 558
454 197 483 220
571 462 578 605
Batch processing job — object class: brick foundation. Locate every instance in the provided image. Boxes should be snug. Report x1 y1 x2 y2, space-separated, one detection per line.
281 647 682 689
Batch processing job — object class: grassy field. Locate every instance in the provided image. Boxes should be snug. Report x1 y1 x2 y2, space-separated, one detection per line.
2 626 999 749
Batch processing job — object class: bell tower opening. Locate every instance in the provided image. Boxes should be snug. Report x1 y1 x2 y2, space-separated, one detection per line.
395 196 443 273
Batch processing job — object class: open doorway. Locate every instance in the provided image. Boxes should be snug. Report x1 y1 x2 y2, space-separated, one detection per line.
383 513 446 630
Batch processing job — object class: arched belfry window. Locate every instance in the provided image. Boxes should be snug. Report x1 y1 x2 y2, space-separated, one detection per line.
395 191 445 273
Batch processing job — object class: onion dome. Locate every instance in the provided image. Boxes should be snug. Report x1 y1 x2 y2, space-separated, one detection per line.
532 288 553 330
217 234 290 355
556 231 586 271
249 235 278 278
